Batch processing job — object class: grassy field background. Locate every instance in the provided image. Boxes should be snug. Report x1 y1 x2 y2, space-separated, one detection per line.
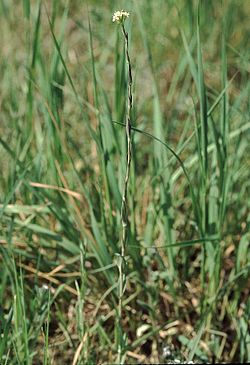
0 0 249 364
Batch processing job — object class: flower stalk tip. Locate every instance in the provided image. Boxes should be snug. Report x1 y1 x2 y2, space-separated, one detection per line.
112 10 130 24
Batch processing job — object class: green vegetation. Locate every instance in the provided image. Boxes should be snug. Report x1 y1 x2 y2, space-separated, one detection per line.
0 0 249 363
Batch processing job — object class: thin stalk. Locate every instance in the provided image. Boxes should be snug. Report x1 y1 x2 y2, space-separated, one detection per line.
117 22 133 364
120 23 133 258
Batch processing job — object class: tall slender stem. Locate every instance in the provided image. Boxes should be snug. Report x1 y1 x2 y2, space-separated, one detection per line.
117 22 133 364
120 23 133 257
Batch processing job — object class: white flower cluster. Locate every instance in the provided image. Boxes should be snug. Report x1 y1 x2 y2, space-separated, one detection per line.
112 10 130 24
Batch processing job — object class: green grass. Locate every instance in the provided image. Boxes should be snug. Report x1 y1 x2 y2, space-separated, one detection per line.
0 0 249 364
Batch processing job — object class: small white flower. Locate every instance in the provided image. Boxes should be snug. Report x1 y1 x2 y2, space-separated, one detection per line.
112 10 130 24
